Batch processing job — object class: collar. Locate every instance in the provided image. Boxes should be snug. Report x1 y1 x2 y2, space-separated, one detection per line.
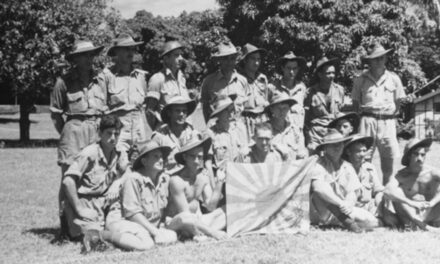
364 70 390 86
216 69 239 82
97 142 120 166
163 67 182 79
140 171 168 188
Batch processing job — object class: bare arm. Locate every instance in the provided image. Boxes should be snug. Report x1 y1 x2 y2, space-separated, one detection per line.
312 180 344 206
384 176 427 209
63 175 98 221
202 178 223 212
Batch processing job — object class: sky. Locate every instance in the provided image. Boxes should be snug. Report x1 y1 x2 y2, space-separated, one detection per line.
110 0 219 18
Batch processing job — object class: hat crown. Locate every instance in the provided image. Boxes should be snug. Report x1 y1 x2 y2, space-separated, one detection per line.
212 41 238 57
179 131 204 149
162 40 183 56
164 95 192 106
269 91 290 104
137 139 161 155
367 43 386 55
212 95 233 112
72 39 96 51
322 129 345 143
113 33 137 46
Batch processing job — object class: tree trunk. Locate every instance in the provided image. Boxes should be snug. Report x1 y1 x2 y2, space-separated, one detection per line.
19 99 32 142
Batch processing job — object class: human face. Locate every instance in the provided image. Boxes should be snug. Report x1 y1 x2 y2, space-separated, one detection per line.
219 54 238 73
217 105 235 126
254 129 272 153
270 102 290 120
368 56 387 71
163 49 184 72
336 120 353 137
318 65 336 84
169 104 188 125
282 61 300 81
115 46 135 65
347 142 367 166
99 128 120 150
324 142 344 160
142 149 164 172
72 52 94 71
244 52 261 73
409 147 427 169
183 146 204 171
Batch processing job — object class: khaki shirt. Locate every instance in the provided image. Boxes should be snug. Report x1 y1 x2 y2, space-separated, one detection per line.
243 72 270 109
352 70 405 115
99 67 147 113
356 162 384 207
208 123 247 165
148 68 189 109
50 68 107 116
234 146 282 163
65 143 128 196
304 82 345 127
271 121 304 161
121 171 169 227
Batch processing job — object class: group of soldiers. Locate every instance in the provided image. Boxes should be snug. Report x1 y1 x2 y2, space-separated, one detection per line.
51 33 440 252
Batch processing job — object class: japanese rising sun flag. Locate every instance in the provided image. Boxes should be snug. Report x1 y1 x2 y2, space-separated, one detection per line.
226 156 318 237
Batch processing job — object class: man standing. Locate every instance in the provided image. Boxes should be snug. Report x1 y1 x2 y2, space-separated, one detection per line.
101 33 150 152
352 43 412 184
385 138 440 231
200 42 247 122
50 39 106 237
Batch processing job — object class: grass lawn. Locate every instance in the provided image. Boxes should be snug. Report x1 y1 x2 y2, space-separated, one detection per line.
2 115 440 263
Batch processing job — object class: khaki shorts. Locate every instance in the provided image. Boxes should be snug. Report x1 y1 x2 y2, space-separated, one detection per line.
113 109 150 152
64 196 106 238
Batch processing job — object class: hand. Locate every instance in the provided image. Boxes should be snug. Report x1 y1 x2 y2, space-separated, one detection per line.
408 200 430 210
105 184 120 203
339 201 354 215
154 229 177 245
77 206 99 221
216 168 226 184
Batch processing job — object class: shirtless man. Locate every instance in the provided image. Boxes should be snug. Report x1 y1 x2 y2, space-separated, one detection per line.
385 138 440 230
166 133 227 240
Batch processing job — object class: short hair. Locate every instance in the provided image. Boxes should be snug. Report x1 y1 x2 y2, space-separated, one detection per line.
99 114 123 132
254 122 273 135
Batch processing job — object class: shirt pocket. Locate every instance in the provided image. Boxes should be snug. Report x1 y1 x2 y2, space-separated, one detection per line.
141 196 156 219
383 84 396 102
108 80 127 107
67 91 88 113
88 85 106 111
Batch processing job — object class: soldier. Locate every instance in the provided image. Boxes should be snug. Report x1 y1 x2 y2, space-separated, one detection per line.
50 39 106 237
100 33 150 152
200 42 247 122
327 112 360 137
305 56 345 152
352 43 412 184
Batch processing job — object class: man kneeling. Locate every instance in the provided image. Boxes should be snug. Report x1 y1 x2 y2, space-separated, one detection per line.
309 129 379 232
385 138 440 231
166 132 227 240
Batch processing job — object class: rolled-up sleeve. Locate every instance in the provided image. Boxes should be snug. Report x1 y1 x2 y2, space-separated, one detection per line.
50 77 66 114
121 174 143 219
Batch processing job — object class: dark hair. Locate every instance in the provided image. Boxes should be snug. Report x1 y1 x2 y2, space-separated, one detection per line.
99 114 123 132
254 122 273 135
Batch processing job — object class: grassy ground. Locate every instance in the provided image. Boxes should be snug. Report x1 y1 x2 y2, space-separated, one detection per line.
2 115 440 263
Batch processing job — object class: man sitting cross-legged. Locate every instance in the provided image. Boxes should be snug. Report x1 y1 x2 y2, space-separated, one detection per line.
62 115 129 245
385 138 440 231
234 122 283 163
309 129 379 232
166 132 227 240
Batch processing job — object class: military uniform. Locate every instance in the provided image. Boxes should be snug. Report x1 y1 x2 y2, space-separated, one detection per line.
234 146 283 163
355 162 384 216
148 68 189 109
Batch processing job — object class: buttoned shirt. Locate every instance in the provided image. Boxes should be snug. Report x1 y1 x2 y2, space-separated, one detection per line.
208 122 247 165
65 143 128 196
310 156 361 200
355 162 384 207
121 171 169 227
50 68 107 116
99 67 148 113
148 68 189 109
305 82 345 127
271 121 304 161
352 70 405 116
243 72 270 109
234 146 282 163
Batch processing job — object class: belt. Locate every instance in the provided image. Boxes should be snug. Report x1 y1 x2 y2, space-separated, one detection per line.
361 112 396 120
67 115 100 121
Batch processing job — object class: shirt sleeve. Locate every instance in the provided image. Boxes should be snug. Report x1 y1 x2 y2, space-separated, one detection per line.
351 76 362 104
147 73 162 100
50 77 67 114
392 73 406 100
121 174 143 219
344 164 362 193
64 150 93 181
368 166 385 193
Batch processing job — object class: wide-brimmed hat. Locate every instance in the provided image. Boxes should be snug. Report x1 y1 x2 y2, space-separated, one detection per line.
175 132 212 165
363 43 393 60
242 105 265 117
211 42 239 58
328 112 360 131
161 40 184 57
277 51 307 68
239 43 266 62
314 56 340 73
316 129 352 150
344 134 374 152
209 96 234 119
401 138 433 166
265 92 297 113
66 39 104 61
132 140 172 170
160 96 197 124
107 33 144 56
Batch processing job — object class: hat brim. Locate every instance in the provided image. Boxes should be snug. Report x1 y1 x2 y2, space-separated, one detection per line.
161 45 184 58
401 138 433 166
363 49 393 60
107 41 144 56
316 136 353 151
277 56 307 69
242 106 265 116
132 145 172 171
239 48 267 62
66 46 104 61
212 50 239 58
265 98 297 113
175 137 212 165
160 100 197 124
315 58 340 73
344 135 374 151
328 112 360 130
209 101 234 119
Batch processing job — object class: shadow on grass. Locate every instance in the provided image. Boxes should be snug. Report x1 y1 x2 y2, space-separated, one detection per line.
0 117 38 124
0 139 58 148
24 227 76 245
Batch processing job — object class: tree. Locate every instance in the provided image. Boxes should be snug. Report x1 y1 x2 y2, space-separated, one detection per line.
218 0 427 93
0 0 125 141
